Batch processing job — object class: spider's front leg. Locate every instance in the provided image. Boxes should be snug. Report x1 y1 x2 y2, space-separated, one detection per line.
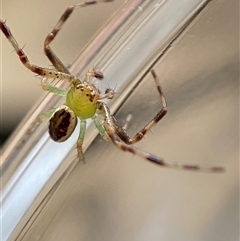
112 70 168 144
97 94 225 173
1 19 80 85
41 78 68 96
43 1 113 73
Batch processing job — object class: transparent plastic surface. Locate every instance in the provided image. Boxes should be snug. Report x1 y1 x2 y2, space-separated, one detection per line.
1 0 239 240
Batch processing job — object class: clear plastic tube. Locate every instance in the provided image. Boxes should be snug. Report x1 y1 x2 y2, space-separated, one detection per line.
1 0 211 240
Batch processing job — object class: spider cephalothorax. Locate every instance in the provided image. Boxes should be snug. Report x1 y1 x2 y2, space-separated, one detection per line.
66 82 101 119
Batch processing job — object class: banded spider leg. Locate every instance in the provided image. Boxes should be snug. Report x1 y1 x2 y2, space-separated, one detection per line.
96 70 225 173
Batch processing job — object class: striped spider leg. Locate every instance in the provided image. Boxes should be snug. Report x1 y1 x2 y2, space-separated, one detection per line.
97 70 225 173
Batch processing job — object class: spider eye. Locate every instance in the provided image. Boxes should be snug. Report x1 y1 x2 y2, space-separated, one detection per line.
49 105 77 142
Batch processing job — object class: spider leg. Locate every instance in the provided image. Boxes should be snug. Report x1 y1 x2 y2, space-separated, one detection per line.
41 78 68 96
0 20 81 84
98 102 225 173
76 119 87 161
98 88 115 100
111 69 168 144
27 108 57 134
15 107 57 148
92 115 110 141
86 70 104 80
43 1 112 73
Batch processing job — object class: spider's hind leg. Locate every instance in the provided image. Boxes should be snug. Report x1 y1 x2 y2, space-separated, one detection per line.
111 69 167 145
98 92 225 173
16 108 57 148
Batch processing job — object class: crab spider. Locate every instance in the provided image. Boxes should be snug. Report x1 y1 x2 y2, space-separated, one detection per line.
0 1 225 172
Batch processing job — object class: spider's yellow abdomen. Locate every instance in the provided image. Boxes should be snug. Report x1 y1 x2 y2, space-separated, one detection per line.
66 82 100 119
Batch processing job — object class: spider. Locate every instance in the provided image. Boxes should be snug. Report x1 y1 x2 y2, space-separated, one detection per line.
1 1 225 173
